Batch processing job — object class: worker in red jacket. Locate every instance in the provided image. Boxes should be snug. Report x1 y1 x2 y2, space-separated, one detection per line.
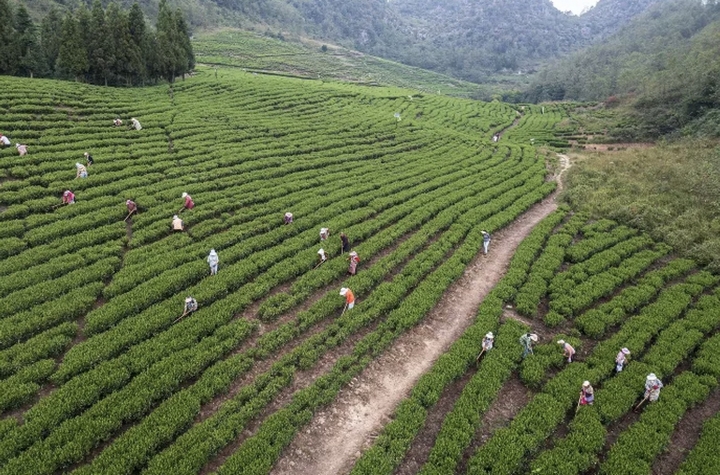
180 192 194 213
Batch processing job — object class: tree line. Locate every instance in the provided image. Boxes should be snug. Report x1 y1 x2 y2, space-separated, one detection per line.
0 0 194 86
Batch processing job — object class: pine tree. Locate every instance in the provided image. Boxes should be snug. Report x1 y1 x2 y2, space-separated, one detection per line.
127 2 148 84
106 3 138 85
88 0 114 85
14 5 46 77
41 8 63 76
155 0 181 83
0 0 16 74
174 9 195 79
57 13 89 81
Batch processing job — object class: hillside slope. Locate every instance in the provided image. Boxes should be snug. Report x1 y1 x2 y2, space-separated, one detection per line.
525 0 720 137
13 0 662 84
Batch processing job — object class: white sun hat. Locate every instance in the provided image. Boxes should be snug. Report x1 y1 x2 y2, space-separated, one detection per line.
622 348 630 354
485 332 494 339
340 287 348 296
647 373 657 381
583 381 590 387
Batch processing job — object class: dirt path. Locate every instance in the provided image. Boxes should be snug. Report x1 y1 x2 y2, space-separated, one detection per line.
651 386 720 475
271 156 570 475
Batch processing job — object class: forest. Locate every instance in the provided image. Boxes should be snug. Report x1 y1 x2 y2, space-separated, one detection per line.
0 0 194 85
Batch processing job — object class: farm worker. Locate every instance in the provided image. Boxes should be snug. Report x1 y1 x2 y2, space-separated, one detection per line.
318 248 327 264
0 134 10 147
644 373 664 402
16 143 28 156
207 249 219 275
172 215 184 231
340 287 355 311
113 118 123 126
130 117 142 130
84 152 94 166
616 348 631 372
180 192 194 212
184 296 198 314
126 199 138 214
481 230 491 255
340 232 350 254
557 340 575 363
348 251 360 275
579 381 594 405
493 134 499 143
76 163 88 179
320 227 329 241
519 333 538 358
284 212 293 225
482 332 494 352
62 190 75 205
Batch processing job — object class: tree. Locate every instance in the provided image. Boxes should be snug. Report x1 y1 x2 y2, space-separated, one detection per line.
88 0 114 85
14 5 46 77
57 13 89 81
174 9 195 75
127 2 147 83
0 0 16 74
155 0 181 83
107 2 141 85
154 0 194 83
41 8 63 76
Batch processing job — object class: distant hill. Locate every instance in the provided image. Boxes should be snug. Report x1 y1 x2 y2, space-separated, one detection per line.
13 0 663 84
386 0 662 80
525 0 720 138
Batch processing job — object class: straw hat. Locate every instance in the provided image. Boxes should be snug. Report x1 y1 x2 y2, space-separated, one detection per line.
529 334 538 342
485 332 494 339
583 381 591 387
182 192 188 198
557 340 565 345
622 348 630 355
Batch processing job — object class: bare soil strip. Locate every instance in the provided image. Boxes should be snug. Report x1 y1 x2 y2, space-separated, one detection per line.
271 157 569 475
651 386 720 475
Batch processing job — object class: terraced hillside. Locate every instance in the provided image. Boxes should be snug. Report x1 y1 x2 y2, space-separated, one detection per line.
0 67 561 474
351 212 720 475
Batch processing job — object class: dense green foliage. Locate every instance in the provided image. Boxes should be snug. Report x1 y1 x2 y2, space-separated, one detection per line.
0 68 560 474
0 0 193 85
10 0 663 87
526 0 720 138
563 140 720 272
350 208 720 475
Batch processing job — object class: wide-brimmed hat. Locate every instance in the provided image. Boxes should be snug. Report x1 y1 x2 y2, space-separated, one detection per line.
583 381 590 387
318 249 325 254
339 288 348 296
173 215 179 219
622 348 630 355
647 373 657 381
485 332 494 339
182 192 188 198
185 296 193 302
529 334 538 342
557 340 565 345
